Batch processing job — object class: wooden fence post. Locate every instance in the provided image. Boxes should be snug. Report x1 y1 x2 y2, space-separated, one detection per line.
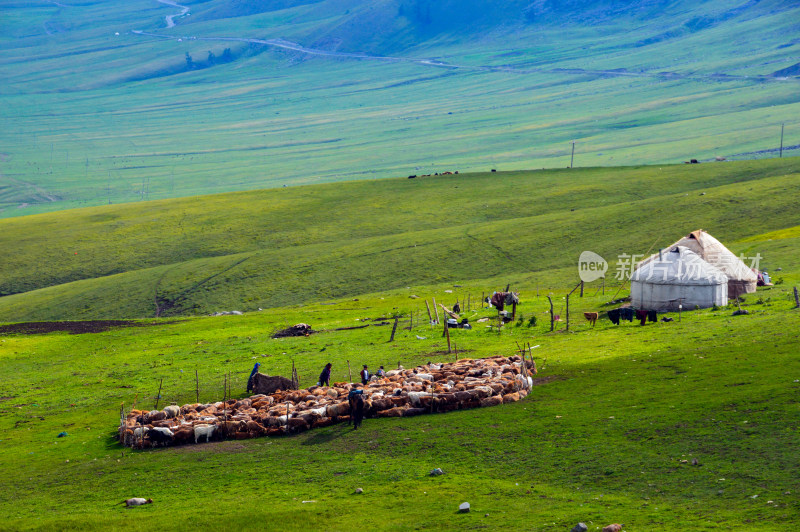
195 369 199 403
547 295 554 332
389 318 399 342
154 378 163 410
794 286 800 308
565 281 582 331
347 360 352 382
425 300 433 324
433 298 440 324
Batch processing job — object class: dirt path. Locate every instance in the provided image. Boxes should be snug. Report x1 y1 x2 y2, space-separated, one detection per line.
155 0 189 29
134 1 797 85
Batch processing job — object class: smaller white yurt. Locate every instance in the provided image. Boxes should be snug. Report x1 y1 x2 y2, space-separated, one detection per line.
631 246 728 311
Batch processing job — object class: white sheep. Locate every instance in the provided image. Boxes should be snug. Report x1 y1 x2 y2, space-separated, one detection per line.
407 391 429 406
194 424 216 443
122 498 152 507
163 405 180 419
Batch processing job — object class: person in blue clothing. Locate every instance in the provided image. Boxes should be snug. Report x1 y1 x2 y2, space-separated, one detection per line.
375 365 386 378
246 362 260 393
318 362 332 387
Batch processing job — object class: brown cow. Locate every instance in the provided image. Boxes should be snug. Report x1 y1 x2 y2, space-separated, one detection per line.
583 312 599 327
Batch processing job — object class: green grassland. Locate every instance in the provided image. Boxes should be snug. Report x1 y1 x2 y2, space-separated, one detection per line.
0 259 798 530
1 3 800 528
0 158 798 321
1 0 799 217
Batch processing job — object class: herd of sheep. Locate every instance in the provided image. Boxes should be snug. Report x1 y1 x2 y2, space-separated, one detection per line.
119 355 535 449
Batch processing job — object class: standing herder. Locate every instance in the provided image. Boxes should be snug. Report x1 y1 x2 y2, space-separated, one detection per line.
318 363 332 387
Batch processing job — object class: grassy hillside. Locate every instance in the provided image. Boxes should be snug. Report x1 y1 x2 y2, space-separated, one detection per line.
1 0 798 216
0 262 798 530
1 158 798 321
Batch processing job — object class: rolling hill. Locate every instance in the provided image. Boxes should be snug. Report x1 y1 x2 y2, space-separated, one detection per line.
0 158 798 321
1 0 799 216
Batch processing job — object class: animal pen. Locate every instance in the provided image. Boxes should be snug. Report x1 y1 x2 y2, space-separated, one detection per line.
119 355 536 449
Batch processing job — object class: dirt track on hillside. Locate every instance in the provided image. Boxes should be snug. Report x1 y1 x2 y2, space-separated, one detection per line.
134 0 798 84
0 320 176 335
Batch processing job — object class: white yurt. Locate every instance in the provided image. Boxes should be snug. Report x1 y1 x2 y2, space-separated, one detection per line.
631 246 728 311
639 230 757 297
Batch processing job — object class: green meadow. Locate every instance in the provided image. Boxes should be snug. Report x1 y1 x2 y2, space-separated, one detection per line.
0 266 798 530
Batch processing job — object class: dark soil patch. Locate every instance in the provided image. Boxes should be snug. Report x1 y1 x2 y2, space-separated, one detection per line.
0 320 177 335
426 349 474 356
530 375 563 386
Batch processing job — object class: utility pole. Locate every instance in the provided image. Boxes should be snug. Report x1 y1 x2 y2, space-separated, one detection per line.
780 123 784 158
570 141 575 168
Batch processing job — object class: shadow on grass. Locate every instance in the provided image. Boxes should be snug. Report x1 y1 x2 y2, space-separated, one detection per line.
301 424 352 445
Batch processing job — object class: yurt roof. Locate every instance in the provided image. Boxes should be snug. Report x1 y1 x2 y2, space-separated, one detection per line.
632 246 728 286
639 230 757 281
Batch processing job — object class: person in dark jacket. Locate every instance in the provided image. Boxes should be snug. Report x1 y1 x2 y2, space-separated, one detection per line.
318 363 332 387
360 365 370 385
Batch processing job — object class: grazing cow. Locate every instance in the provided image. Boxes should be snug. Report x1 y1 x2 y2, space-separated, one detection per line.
122 498 152 508
408 175 417 178
583 312 599 327
349 394 365 429
251 373 296 395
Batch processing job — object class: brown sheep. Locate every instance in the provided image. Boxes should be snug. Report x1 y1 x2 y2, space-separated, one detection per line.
583 312 599 326
480 396 503 407
503 392 520 403
602 525 622 532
